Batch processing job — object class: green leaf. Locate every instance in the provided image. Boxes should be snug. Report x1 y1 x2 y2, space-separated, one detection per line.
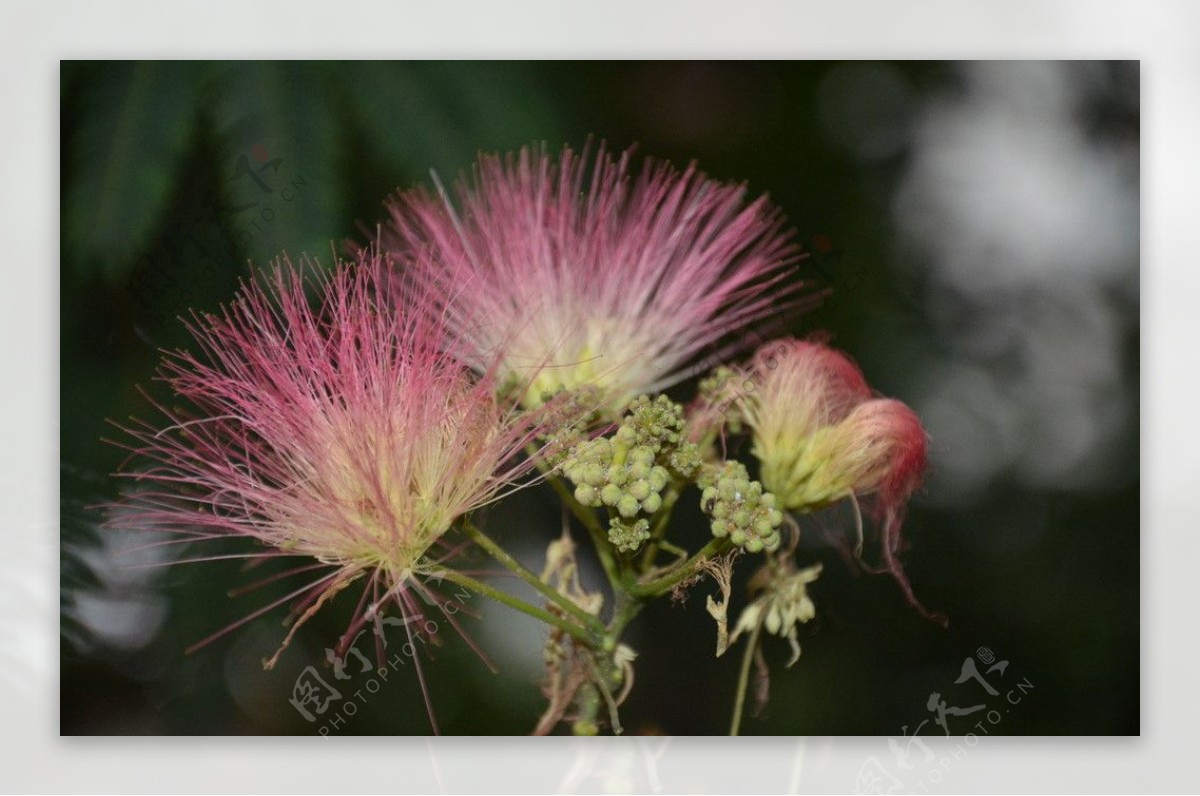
339 61 472 179
341 61 567 184
431 61 567 152
64 61 202 282
209 61 345 271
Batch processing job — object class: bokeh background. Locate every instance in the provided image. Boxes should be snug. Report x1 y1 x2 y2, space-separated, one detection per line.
59 61 1139 735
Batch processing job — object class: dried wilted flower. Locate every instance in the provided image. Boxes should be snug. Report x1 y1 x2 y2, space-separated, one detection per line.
381 142 806 412
725 338 942 622
108 250 552 664
731 560 823 668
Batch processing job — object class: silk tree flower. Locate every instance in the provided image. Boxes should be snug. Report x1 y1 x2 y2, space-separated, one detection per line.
108 250 553 669
381 142 807 413
722 338 943 623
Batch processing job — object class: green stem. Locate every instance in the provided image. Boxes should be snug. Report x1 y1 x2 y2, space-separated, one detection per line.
637 483 681 571
571 684 602 736
431 567 594 645
546 473 624 593
605 590 643 656
585 654 624 736
524 444 624 596
462 519 605 635
571 595 642 736
631 537 732 598
545 469 604 535
730 618 764 736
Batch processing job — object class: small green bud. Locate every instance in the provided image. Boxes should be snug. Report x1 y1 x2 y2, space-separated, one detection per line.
630 446 655 466
575 484 599 505
669 443 702 477
600 483 621 506
617 494 640 518
627 479 651 501
608 517 651 553
642 492 662 514
584 463 606 487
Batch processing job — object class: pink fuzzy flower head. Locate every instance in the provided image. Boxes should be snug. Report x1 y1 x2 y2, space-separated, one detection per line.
729 338 942 623
109 250 551 663
381 142 807 413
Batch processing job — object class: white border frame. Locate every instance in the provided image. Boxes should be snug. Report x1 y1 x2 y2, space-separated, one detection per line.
9 1 1192 791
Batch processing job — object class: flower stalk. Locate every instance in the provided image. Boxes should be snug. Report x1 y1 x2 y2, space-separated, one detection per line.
429 566 595 645
460 519 606 636
729 616 764 737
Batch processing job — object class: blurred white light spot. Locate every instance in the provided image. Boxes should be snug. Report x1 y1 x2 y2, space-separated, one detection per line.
917 364 1019 508
893 61 1137 498
73 592 167 650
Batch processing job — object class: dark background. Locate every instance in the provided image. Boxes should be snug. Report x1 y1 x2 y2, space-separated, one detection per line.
60 61 1139 735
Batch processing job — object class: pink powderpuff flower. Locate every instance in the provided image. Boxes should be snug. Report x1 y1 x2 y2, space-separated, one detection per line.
380 142 809 413
107 250 553 708
724 338 944 624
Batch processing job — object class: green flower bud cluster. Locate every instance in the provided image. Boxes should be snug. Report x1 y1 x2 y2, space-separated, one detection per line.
623 394 704 479
561 395 703 552
698 461 784 553
541 424 586 470
668 438 703 479
608 517 650 553
534 386 603 468
564 436 671 518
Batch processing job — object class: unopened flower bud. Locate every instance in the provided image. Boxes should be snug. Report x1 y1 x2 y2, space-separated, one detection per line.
575 484 599 506
698 461 783 553
617 494 640 518
608 517 651 553
598 483 620 506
